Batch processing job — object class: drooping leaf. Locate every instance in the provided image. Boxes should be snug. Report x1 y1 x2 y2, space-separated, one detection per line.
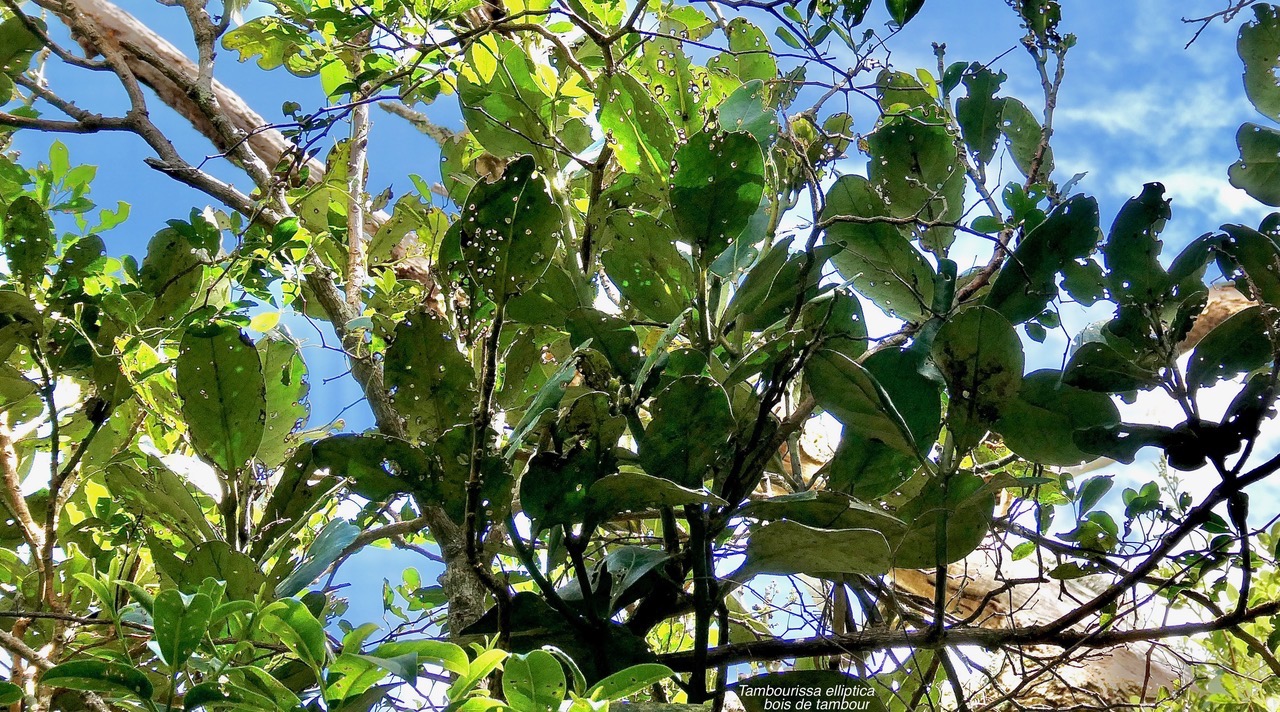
275 518 361 598
822 175 936 322
638 376 735 488
1219 224 1280 307
889 471 995 568
173 541 267 601
986 195 1100 323
670 131 766 264
459 155 561 305
956 66 1007 164
153 589 214 670
565 308 643 378
739 490 907 535
458 37 557 157
386 309 476 439
262 598 328 670
585 664 674 702
599 74 677 177
585 471 726 517
139 228 206 327
931 306 1023 451
177 324 266 474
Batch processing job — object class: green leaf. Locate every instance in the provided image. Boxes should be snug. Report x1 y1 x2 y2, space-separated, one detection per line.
599 74 677 177
1 196 51 289
275 518 361 598
586 663 673 701
263 598 328 670
386 309 476 439
1219 224 1280 307
822 175 936 322
890 471 995 568
40 661 153 701
459 155 561 305
707 18 777 84
986 195 1100 323
173 541 267 601
177 324 266 474
326 654 391 703
956 65 1007 165
256 333 308 469
868 114 964 253
183 680 275 710
153 589 214 669
458 37 557 157
1063 339 1160 393
736 520 892 578
585 471 726 517
717 79 779 145
1239 4 1280 121
448 649 508 702
0 682 20 706
139 228 207 327
600 211 694 322
639 376 735 488
105 462 218 546
639 39 711 132
994 370 1120 466
1104 183 1170 303
373 639 470 677
565 308 643 378
1187 305 1274 392
1077 474 1113 515
886 0 925 25
805 349 917 456
503 650 567 711
931 306 1023 451
507 264 594 327
0 15 45 76
739 490 907 535
999 98 1053 179
670 131 766 263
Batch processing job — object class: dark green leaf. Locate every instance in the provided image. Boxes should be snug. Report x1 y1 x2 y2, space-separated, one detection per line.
0 682 19 706
585 471 726 517
459 155 561 304
0 15 45 76
931 306 1023 451
1187 305 1274 391
1077 475 1113 515
868 114 964 253
177 324 266 474
256 333 308 469
736 520 892 578
1000 98 1052 179
40 661 153 701
1240 4 1280 121
386 310 476 439
886 0 925 25
1103 183 1170 303
639 376 735 487
600 212 694 322
139 228 206 327
986 195 1100 323
1219 224 1280 307
565 308 643 378
670 131 766 263
717 79 779 145
1 196 51 289
807 349 917 456
822 174 936 322
503 650 566 711
956 65 1006 164
995 370 1120 466
890 471 995 567
153 589 214 669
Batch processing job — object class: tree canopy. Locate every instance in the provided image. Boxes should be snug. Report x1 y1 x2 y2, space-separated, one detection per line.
1 0 1279 710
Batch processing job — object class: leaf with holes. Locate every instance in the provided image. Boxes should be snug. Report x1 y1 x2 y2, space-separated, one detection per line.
600 211 694 322
986 195 1100 324
931 306 1023 451
177 324 266 475
459 155 561 305
639 376 735 488
153 589 214 670
599 74 677 177
670 131 766 263
868 114 964 253
256 333 308 469
1 196 51 289
386 310 476 439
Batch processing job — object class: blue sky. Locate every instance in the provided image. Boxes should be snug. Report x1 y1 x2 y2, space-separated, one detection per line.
8 0 1275 634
